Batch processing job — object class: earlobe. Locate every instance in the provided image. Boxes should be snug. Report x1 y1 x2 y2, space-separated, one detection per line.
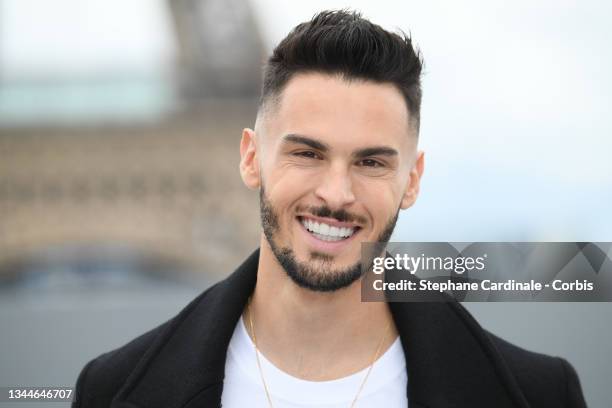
400 151 425 209
239 128 261 190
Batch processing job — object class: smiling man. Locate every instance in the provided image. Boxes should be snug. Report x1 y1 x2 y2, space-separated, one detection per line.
72 10 586 408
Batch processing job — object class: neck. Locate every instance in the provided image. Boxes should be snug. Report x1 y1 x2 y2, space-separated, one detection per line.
245 237 398 381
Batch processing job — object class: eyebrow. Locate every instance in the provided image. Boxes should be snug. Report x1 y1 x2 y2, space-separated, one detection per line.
282 134 329 152
353 146 398 159
282 133 399 159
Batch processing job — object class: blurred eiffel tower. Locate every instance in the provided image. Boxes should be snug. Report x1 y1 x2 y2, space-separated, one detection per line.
171 0 264 98
0 0 266 284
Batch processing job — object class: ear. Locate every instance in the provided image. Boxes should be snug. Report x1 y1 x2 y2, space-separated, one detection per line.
239 128 261 190
400 151 425 209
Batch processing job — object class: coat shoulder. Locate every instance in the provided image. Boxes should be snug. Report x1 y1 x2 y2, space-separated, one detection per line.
72 320 169 408
443 298 587 407
71 281 222 408
487 332 587 408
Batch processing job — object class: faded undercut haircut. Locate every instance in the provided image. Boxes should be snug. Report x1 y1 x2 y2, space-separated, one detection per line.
259 9 424 133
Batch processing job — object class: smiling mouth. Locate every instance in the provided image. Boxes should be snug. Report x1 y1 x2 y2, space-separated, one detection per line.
298 216 360 242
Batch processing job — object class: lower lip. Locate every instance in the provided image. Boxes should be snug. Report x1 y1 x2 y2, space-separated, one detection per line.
296 218 360 254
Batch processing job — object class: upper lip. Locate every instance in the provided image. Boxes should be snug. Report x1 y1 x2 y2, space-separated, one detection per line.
298 214 361 229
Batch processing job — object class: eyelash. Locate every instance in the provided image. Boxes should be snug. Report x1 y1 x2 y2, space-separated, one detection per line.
294 151 321 159
293 151 385 168
359 159 384 168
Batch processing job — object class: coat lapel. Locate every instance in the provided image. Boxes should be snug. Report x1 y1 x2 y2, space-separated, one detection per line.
390 300 529 408
383 267 531 408
111 250 259 408
111 249 529 408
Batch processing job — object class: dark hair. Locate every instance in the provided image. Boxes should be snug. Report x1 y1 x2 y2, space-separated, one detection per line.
260 9 423 133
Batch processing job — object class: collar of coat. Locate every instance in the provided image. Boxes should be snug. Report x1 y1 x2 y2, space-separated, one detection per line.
110 249 530 408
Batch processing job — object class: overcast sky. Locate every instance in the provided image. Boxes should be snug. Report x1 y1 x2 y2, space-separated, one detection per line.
1 0 610 240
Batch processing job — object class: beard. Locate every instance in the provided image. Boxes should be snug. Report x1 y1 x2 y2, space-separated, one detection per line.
259 186 399 292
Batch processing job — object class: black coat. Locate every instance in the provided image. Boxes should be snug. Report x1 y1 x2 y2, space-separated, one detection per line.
72 249 587 408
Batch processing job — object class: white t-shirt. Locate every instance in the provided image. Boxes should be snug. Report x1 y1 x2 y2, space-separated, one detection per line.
221 316 408 407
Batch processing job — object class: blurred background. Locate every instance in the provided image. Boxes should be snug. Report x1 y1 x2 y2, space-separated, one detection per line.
0 0 610 407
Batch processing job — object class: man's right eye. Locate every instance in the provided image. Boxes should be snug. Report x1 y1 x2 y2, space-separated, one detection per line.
294 151 320 159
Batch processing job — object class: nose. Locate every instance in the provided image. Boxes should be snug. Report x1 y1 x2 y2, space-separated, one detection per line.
314 163 356 209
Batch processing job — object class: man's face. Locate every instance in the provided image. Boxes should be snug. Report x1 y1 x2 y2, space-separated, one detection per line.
242 73 422 292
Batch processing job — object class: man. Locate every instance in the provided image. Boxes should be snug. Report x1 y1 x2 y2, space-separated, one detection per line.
72 10 587 408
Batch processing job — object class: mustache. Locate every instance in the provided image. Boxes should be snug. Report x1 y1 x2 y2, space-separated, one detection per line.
298 205 367 225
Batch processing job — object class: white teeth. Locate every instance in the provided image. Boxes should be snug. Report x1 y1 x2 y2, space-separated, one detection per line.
313 232 343 242
300 218 356 240
320 223 330 235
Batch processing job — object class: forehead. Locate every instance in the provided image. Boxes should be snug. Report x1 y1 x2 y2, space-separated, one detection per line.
264 73 414 149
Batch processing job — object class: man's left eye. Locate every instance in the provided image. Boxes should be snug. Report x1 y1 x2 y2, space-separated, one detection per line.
359 159 384 168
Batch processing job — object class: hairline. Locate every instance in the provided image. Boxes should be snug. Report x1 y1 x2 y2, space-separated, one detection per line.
256 71 420 137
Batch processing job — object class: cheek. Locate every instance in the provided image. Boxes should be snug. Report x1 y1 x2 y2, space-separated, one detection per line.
268 162 320 195
266 173 313 217
354 179 403 210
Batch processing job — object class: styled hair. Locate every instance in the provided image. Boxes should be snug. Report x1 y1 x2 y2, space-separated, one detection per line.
260 9 424 133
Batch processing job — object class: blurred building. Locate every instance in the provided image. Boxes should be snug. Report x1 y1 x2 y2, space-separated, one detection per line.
0 0 266 286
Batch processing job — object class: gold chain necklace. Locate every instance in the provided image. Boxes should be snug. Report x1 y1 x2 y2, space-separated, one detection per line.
246 298 392 408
